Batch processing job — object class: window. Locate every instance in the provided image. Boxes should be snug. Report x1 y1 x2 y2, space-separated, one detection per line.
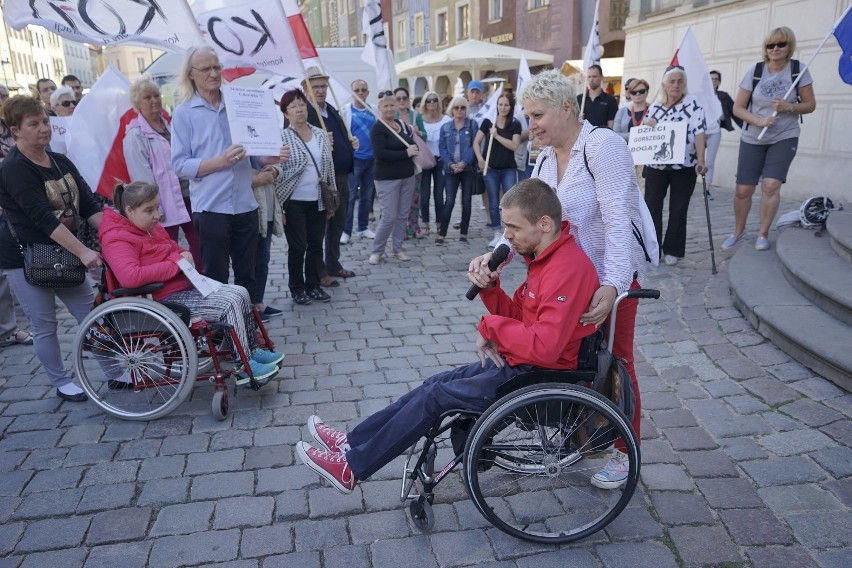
351 35 358 46
528 0 550 9
489 0 503 21
321 3 327 26
457 3 470 40
414 13 424 46
396 18 406 50
435 9 448 45
137 56 146 72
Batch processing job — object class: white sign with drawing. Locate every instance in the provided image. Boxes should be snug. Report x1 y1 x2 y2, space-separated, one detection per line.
222 86 281 156
177 258 221 298
628 122 687 166
49 116 69 155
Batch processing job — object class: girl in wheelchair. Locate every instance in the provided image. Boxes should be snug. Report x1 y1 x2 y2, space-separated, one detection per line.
99 181 284 385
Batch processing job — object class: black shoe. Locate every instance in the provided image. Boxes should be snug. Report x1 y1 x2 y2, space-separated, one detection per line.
259 312 271 323
57 389 88 402
293 291 313 305
107 379 134 390
459 235 468 243
264 306 284 317
435 237 445 246
307 287 332 303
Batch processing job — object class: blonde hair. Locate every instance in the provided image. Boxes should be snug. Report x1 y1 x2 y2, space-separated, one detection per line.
656 67 689 106
419 90 442 115
763 26 797 64
445 95 469 117
519 69 579 118
129 75 161 111
177 45 218 103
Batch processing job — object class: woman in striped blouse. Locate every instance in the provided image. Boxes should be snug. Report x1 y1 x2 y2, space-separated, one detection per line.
468 69 653 491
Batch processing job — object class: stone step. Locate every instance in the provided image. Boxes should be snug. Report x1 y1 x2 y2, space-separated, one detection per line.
826 208 852 264
777 228 852 328
729 244 852 392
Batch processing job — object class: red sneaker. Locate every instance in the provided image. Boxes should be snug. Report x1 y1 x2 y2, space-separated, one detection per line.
296 442 358 494
308 415 350 453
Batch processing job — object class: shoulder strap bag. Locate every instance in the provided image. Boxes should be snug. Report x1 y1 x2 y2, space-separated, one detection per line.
292 128 339 213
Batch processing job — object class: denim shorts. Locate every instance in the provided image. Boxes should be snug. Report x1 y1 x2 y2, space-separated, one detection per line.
735 137 798 185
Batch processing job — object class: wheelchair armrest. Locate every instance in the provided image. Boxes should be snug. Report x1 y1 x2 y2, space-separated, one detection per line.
112 282 165 297
496 369 597 399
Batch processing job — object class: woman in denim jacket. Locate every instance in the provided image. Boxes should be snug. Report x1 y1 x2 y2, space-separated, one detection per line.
436 96 478 245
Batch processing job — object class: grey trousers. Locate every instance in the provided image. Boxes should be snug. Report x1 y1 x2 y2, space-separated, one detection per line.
372 176 416 256
0 272 17 341
3 269 97 388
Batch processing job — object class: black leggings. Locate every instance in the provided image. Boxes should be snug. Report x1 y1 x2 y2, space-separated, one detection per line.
644 167 697 258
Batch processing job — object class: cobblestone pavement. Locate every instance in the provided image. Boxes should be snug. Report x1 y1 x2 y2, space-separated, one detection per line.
0 186 850 568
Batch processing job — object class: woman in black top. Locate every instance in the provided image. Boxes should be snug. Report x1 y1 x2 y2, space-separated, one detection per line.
368 91 419 265
473 92 522 248
0 96 107 402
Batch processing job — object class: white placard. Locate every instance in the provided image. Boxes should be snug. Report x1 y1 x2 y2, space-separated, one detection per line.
177 258 221 298
628 122 688 166
222 86 281 156
49 116 69 155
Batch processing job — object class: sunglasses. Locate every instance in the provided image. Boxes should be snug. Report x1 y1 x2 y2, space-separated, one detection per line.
665 64 685 73
425 98 438 103
60 100 78 107
453 105 467 111
766 41 788 50
395 95 408 101
192 64 223 74
377 90 394 99
630 89 647 95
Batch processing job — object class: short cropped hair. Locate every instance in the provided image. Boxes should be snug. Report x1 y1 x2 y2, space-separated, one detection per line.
445 95 469 117
520 69 580 117
2 95 46 129
588 64 603 76
500 178 562 225
129 75 161 111
279 89 308 115
61 74 80 85
50 86 75 109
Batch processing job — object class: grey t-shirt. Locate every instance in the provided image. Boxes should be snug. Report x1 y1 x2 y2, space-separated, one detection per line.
739 60 812 145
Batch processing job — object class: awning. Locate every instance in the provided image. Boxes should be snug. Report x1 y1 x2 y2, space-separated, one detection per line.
396 40 554 78
561 57 625 79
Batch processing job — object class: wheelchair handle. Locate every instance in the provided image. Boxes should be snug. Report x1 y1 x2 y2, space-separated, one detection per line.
608 288 660 349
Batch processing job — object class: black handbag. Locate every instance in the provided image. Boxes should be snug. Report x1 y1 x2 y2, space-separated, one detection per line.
472 171 486 196
293 128 339 212
7 157 87 288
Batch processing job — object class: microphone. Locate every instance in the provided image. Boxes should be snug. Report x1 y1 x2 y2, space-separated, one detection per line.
466 244 511 300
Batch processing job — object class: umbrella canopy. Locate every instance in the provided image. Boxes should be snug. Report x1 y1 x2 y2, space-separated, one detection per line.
396 40 554 78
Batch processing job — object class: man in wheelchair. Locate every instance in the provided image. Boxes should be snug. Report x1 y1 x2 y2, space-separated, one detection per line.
296 178 600 493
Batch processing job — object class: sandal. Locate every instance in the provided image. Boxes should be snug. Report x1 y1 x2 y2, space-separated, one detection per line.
0 329 33 347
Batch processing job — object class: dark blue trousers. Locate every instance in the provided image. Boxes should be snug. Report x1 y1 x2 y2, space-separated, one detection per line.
345 360 533 481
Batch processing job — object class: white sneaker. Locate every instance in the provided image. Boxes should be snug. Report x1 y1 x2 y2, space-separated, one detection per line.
591 449 630 490
359 229 376 239
663 254 678 266
755 236 770 251
488 233 502 249
368 253 382 265
389 251 411 261
339 233 350 245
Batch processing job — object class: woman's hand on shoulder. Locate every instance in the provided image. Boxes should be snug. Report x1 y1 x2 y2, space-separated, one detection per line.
580 285 617 327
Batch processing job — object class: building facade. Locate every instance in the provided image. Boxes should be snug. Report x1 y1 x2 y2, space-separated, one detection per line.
103 46 163 83
63 40 95 88
623 0 851 201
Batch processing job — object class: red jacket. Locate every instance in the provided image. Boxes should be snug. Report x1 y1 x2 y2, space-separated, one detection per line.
478 222 599 369
99 207 192 301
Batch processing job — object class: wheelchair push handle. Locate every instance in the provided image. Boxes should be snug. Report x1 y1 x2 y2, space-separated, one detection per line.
608 288 660 349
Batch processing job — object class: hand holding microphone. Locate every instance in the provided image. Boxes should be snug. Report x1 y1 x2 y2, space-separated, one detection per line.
466 244 510 300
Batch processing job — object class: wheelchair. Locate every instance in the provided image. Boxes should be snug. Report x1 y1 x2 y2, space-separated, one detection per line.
71 266 277 421
400 288 660 544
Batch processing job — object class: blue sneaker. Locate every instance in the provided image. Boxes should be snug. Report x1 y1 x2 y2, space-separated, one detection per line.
234 360 278 386
252 348 284 366
264 306 284 317
590 450 629 489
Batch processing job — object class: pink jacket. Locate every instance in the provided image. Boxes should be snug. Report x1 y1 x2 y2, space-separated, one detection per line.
99 207 192 301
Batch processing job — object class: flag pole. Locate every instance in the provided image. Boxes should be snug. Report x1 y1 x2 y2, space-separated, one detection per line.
579 76 589 121
349 91 412 147
315 61 355 140
483 135 494 176
757 4 852 140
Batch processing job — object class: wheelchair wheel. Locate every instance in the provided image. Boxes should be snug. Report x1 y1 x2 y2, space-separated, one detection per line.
463 383 639 544
211 390 228 421
73 297 198 421
409 495 435 531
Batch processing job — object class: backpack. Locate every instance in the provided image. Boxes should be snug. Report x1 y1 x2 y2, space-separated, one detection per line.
745 59 802 130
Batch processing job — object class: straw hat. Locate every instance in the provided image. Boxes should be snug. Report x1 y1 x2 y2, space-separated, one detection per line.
301 66 329 87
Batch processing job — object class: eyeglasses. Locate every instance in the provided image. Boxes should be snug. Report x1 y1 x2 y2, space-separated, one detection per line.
377 90 394 99
630 89 647 95
192 64 223 74
766 41 788 50
60 100 78 107
453 105 467 111
425 98 438 103
310 84 328 90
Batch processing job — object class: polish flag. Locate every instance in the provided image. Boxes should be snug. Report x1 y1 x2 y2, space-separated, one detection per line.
670 28 722 127
280 0 319 60
66 66 134 199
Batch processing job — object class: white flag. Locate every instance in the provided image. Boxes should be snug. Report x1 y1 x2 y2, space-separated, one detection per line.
3 0 203 52
671 27 722 128
473 83 505 125
361 0 394 90
515 55 532 124
195 0 305 81
582 0 602 72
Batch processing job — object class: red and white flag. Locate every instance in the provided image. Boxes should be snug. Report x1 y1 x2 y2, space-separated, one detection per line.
670 27 722 127
66 67 134 199
3 0 203 52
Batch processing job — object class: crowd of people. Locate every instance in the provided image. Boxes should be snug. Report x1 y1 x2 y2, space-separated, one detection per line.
0 27 814 493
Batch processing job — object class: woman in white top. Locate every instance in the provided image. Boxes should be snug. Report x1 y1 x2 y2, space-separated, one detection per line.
418 90 450 235
468 69 652 490
724 26 815 252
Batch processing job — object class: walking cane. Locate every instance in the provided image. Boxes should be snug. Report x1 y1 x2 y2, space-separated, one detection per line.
702 175 718 275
